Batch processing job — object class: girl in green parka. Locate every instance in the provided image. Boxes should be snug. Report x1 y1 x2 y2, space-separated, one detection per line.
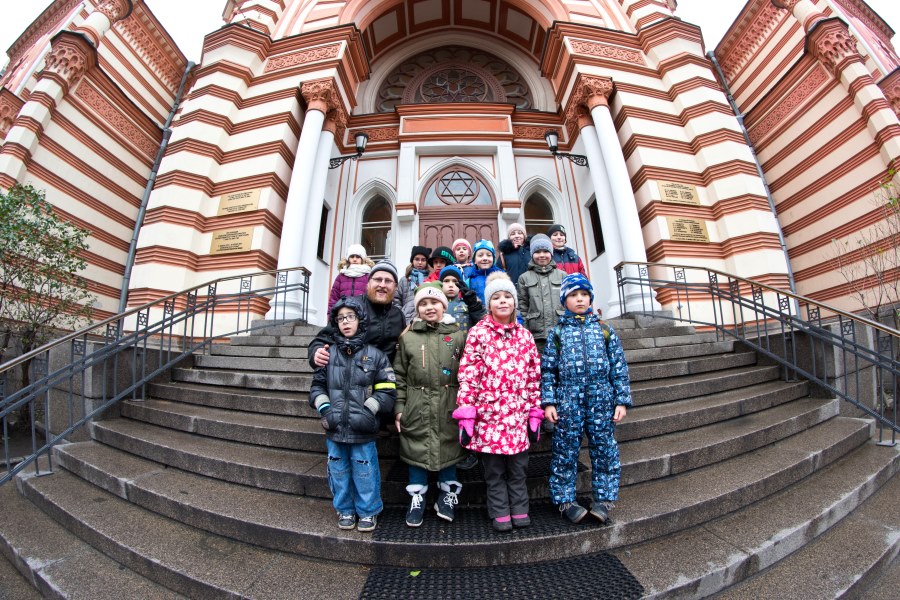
393 282 467 527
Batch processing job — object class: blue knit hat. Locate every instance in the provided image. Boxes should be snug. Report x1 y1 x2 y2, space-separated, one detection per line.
473 239 496 263
439 264 464 282
560 273 593 304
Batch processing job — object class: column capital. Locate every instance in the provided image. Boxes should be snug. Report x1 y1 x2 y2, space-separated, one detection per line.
0 89 25 139
92 0 133 23
579 75 614 110
323 107 347 134
301 79 339 114
770 0 800 10
808 18 861 77
40 31 97 94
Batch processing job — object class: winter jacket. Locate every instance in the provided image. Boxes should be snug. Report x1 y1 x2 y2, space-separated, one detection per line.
327 265 371 313
463 264 505 307
551 246 586 276
498 238 532 285
393 315 468 471
517 260 564 342
308 294 406 366
457 315 541 455
309 297 397 444
398 269 430 323
540 311 632 409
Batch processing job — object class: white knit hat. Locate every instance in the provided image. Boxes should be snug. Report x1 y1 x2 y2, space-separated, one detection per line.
346 244 367 260
483 272 517 309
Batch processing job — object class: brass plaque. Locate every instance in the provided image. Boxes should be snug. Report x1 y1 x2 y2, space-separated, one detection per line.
210 227 254 255
667 217 710 243
657 181 700 205
217 189 261 216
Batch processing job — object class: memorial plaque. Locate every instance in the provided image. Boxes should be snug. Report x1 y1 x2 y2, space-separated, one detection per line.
667 217 710 243
657 181 700 205
210 227 254 255
217 189 261 216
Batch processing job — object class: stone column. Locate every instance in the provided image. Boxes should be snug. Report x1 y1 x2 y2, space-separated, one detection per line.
74 0 133 48
0 32 96 188
267 79 334 320
770 0 827 33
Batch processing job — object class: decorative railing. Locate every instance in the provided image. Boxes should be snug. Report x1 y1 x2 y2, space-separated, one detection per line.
616 261 899 444
1 266 311 485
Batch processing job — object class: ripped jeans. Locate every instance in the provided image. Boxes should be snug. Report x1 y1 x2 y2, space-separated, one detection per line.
325 439 382 518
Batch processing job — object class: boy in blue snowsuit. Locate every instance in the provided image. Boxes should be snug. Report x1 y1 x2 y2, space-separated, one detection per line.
541 273 632 524
463 239 504 306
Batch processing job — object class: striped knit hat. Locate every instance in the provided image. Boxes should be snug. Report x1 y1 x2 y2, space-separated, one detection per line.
559 273 593 304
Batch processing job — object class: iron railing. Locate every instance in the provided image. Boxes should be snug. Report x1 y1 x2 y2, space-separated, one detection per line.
0 266 311 486
616 261 899 445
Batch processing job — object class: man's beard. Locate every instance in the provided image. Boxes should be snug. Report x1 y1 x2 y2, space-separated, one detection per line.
367 287 395 304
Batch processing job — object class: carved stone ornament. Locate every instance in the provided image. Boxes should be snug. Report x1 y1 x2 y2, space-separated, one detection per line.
809 19 860 75
42 33 96 89
93 0 132 23
0 90 25 136
301 79 338 113
770 0 800 10
580 75 614 108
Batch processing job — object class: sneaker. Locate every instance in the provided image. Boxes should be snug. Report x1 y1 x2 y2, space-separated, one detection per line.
511 514 531 528
434 482 461 522
337 514 356 530
357 515 377 532
406 492 425 527
559 501 588 524
457 453 479 470
492 517 513 532
590 501 612 524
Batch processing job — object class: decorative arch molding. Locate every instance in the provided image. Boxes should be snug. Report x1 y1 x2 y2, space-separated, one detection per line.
517 175 565 223
337 0 566 31
415 157 501 211
345 178 399 258
359 32 554 113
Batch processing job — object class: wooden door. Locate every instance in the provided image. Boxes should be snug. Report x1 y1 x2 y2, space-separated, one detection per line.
420 208 498 249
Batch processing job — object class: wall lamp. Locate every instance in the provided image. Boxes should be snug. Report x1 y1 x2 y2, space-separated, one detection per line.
544 130 588 167
329 132 369 169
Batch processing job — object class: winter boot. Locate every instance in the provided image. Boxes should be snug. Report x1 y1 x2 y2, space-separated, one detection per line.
434 481 462 522
405 484 427 527
559 501 588 524
590 501 613 524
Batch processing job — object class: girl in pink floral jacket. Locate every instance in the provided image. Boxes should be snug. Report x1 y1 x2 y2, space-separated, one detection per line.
455 272 543 532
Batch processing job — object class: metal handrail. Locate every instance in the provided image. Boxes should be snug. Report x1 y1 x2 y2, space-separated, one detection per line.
616 261 899 445
1 265 311 485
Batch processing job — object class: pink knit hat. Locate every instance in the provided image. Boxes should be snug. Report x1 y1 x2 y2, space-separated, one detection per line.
452 238 473 253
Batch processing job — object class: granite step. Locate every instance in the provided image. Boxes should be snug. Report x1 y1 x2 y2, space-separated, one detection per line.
624 339 735 364
627 349 757 382
209 344 308 359
0 482 184 599
613 440 900 599
170 367 313 392
631 364 782 406
148 381 314 417
16 469 369 599
250 321 321 337
192 354 315 374
52 418 873 567
229 334 315 347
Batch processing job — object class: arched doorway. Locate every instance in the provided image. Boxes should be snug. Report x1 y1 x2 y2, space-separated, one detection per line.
419 166 498 248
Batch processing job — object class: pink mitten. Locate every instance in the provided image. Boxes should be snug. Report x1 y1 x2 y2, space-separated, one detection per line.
452 405 476 446
528 406 545 442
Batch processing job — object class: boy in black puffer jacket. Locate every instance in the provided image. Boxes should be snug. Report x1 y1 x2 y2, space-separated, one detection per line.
309 297 397 533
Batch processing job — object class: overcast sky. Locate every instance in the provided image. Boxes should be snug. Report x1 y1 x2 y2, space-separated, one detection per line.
2 1 899 71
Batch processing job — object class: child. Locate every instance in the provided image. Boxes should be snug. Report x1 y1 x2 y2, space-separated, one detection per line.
541 273 632 525
463 239 504 306
456 273 543 532
547 224 586 276
328 244 375 313
393 283 468 527
439 264 486 334
452 238 473 269
309 297 397 532
498 222 531 285
424 246 455 282
398 245 432 323
516 234 564 353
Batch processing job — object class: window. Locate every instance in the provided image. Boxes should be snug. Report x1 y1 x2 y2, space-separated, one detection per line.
422 168 494 207
587 198 606 257
524 194 554 237
361 196 392 260
316 205 329 260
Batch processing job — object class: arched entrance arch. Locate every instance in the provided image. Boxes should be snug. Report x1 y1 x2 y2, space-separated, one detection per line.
418 165 499 249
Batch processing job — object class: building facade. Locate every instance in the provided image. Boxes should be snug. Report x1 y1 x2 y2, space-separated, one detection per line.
1 0 898 326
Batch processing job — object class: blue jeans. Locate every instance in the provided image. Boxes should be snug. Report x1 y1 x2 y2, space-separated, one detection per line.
325 439 382 518
408 464 457 486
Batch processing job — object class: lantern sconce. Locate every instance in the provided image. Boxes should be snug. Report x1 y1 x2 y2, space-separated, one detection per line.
544 130 588 167
329 132 369 169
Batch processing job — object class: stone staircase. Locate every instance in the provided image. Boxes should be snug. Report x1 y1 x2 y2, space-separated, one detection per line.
1 318 898 598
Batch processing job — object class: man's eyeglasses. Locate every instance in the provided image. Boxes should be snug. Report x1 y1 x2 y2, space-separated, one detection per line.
370 277 395 286
335 314 358 324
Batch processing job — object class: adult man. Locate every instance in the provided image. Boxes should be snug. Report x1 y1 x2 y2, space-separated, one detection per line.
309 260 406 368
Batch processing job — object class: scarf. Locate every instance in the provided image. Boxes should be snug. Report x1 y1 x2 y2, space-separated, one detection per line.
341 263 371 278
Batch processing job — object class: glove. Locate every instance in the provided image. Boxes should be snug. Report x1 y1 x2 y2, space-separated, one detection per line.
528 406 544 443
452 406 476 446
314 395 332 430
364 397 380 415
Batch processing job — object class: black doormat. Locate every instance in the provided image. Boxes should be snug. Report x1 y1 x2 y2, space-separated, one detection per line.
359 552 644 599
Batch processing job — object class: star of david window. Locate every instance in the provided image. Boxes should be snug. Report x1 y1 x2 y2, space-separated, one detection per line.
423 168 493 207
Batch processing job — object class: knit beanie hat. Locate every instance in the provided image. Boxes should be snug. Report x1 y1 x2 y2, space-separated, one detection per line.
529 234 553 256
439 265 464 282
547 223 567 237
560 273 593 304
483 272 517 309
428 246 455 267
410 245 432 263
452 238 473 255
473 239 496 262
347 244 367 260
370 259 399 283
414 282 449 310
507 222 527 237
